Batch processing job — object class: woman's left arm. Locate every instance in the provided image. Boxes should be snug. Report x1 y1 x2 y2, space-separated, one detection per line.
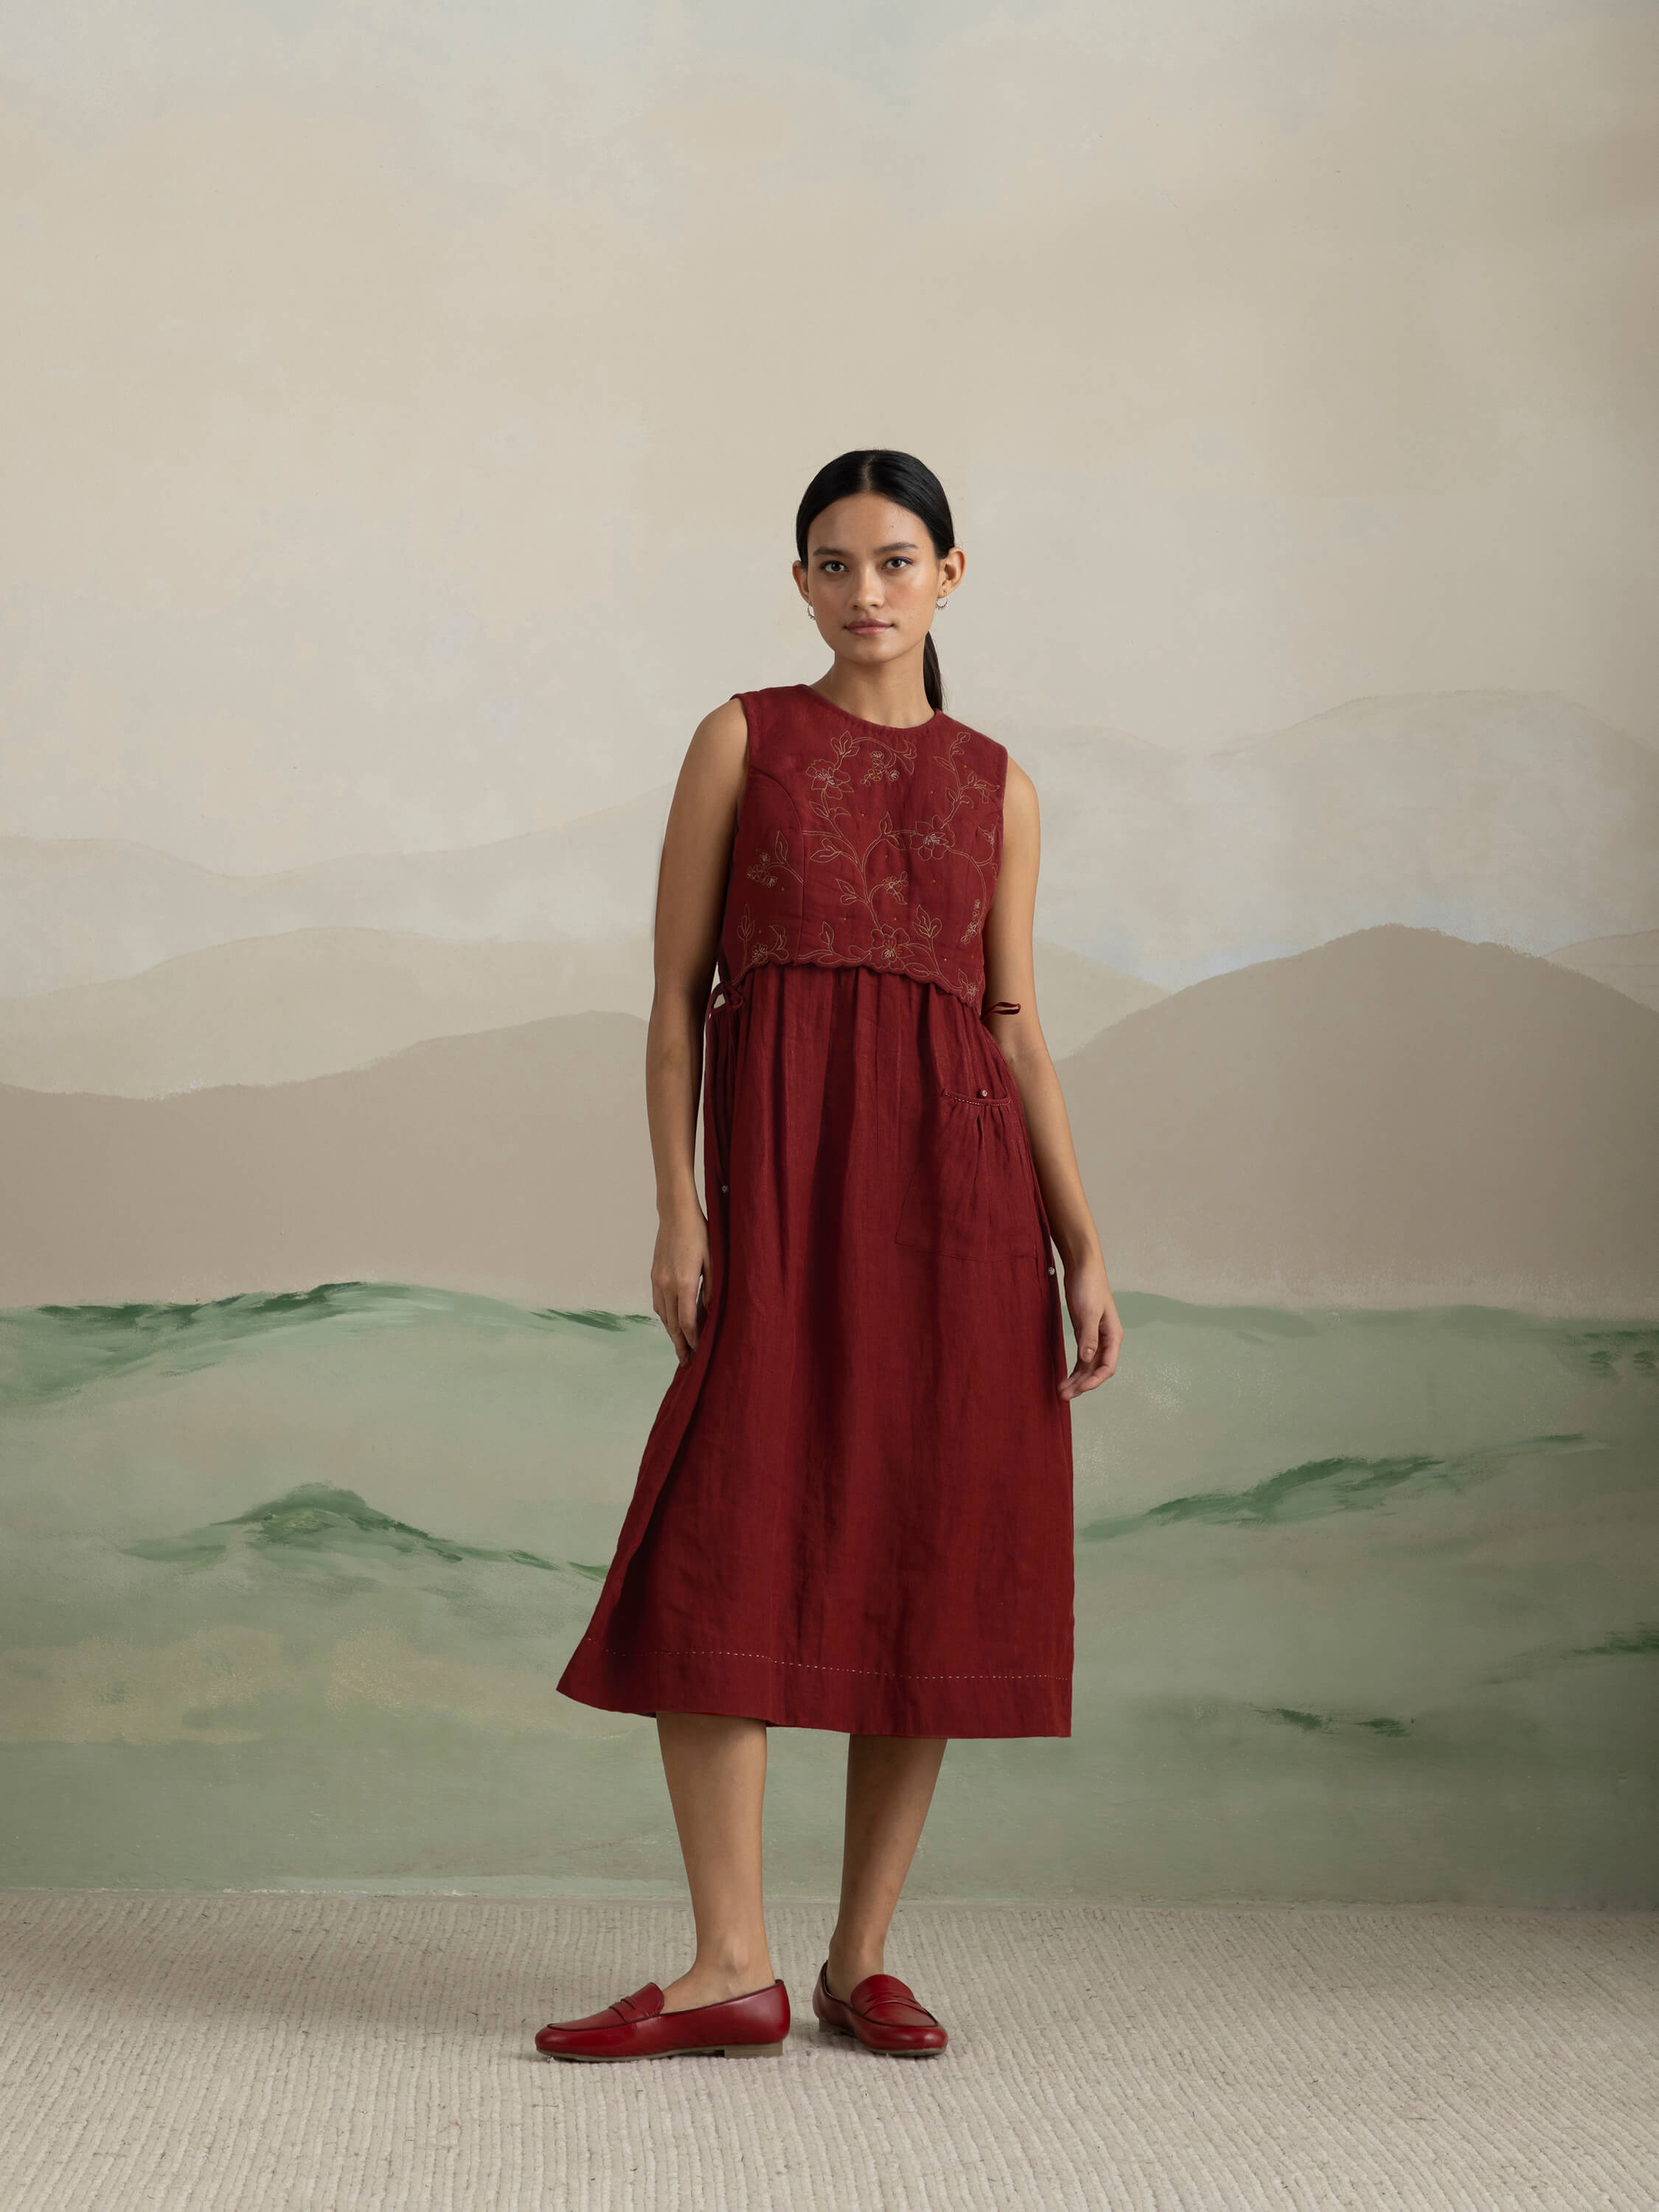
981 757 1121 1397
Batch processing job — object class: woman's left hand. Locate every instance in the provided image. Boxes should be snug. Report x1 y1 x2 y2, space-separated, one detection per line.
1058 1256 1121 1397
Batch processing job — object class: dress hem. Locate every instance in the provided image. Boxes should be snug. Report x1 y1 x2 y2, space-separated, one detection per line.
556 1638 1073 1740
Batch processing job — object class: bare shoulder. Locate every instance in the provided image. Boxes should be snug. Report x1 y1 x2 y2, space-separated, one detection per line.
1002 754 1040 824
673 695 749 807
688 695 749 763
1003 752 1038 803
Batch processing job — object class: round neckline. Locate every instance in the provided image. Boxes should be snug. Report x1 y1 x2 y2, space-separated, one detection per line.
793 683 943 737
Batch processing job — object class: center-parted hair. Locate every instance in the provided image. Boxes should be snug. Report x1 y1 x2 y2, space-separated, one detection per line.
794 450 956 713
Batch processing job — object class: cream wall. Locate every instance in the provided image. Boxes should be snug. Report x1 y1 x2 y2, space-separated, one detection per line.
2 1 1656 1904
3 0 1655 871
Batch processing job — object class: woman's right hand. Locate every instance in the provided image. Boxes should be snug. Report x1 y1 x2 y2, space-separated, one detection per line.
652 1203 712 1364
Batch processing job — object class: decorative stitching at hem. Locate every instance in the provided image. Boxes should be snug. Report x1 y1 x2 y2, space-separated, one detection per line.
588 1640 1065 1683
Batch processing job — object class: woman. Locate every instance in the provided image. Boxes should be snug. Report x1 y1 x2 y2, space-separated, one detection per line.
542 449 1120 2063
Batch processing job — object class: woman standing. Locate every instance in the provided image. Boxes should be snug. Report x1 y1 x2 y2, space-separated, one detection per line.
543 450 1120 2062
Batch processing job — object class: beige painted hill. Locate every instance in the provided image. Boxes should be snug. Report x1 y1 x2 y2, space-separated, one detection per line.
1012 691 1659 984
1545 928 1659 1018
1026 943 1166 1061
1054 925 1659 1315
0 930 657 1096
1 928 1652 1315
0 1012 660 1314
0 785 674 997
7 693 1658 1005
0 930 1153 1096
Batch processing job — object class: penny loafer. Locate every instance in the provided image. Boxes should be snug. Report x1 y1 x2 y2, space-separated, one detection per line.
534 1978 789 2062
812 1960 947 2056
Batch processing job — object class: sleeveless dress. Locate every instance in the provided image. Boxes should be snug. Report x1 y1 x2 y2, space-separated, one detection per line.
555 683 1075 1736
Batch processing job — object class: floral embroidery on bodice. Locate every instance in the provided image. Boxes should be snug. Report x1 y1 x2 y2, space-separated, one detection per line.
719 684 1009 1014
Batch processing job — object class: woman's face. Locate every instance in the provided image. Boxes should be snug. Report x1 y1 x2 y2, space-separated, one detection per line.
793 493 964 672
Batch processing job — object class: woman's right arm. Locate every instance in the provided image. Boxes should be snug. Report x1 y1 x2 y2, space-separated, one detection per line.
645 698 749 1363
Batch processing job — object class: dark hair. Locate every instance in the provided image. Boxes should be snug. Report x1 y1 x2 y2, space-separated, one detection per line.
794 448 956 713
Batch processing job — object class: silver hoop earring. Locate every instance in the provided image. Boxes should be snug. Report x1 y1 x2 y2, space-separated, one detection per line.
936 597 947 609
806 605 818 621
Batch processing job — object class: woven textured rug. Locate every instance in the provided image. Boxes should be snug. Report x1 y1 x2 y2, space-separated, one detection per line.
1 1893 1654 2210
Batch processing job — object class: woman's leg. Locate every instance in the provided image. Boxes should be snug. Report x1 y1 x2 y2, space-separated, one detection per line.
655 1711 776 2009
825 1733 947 1997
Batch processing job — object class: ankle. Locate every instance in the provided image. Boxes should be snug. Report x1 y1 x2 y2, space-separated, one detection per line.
826 1935 884 1997
699 1935 771 1981
678 1935 773 1994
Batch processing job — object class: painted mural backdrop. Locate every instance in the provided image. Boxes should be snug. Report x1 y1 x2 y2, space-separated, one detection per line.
2 1 1655 1902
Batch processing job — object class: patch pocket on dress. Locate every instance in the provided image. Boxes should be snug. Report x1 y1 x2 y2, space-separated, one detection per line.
894 1084 1034 1260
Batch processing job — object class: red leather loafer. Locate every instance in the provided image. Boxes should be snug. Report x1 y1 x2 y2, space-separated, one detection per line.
812 1960 947 2056
534 1978 790 2062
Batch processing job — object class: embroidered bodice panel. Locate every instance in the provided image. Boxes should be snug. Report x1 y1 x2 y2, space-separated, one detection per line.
719 685 1009 1015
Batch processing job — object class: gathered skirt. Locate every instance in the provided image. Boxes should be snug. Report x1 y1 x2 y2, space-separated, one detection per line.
555 958 1075 1736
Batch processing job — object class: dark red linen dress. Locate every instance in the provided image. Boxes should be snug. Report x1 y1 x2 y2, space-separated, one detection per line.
555 683 1074 1736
